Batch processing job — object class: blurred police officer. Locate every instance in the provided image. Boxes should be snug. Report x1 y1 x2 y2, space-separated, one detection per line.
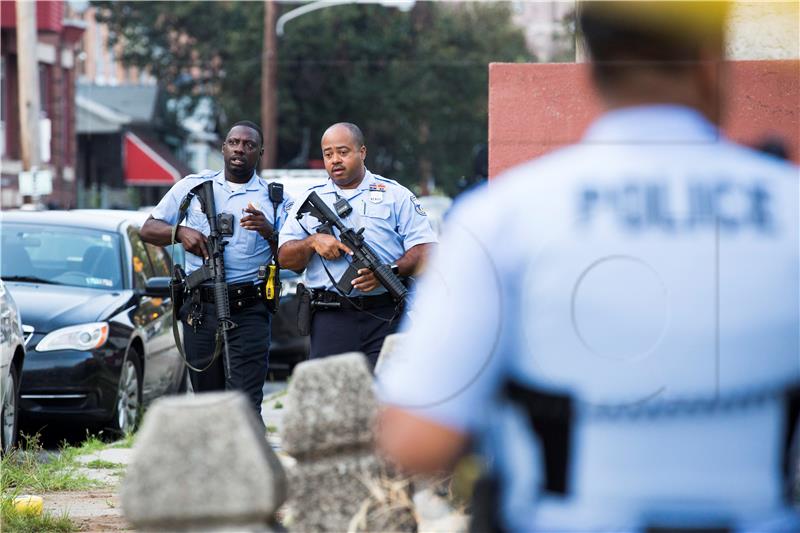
378 2 799 532
278 123 436 367
141 121 290 415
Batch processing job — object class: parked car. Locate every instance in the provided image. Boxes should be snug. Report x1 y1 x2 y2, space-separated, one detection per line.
0 280 25 453
76 209 309 377
0 210 189 434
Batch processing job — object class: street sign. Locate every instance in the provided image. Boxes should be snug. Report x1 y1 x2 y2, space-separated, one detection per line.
18 168 53 196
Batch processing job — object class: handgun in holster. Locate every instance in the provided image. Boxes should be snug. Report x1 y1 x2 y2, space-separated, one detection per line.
297 283 313 336
170 264 188 317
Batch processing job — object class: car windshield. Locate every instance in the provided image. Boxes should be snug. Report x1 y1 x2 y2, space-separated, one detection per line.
1 223 123 290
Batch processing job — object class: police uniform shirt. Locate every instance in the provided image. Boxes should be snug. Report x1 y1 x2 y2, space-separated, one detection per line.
150 170 292 284
278 170 437 295
378 106 800 532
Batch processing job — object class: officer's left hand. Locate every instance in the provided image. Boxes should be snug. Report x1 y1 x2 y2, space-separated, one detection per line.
352 268 380 292
241 203 274 239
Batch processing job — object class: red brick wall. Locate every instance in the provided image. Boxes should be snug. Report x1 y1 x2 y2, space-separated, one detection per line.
488 60 800 178
0 1 64 32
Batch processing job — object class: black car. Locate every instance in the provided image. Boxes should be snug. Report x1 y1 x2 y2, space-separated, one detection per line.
76 209 309 377
0 210 189 434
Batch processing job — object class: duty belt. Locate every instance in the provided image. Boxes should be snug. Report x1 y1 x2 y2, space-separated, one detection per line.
196 282 266 312
314 289 399 311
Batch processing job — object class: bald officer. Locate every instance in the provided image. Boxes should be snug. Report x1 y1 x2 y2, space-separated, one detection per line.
279 123 436 366
378 2 799 532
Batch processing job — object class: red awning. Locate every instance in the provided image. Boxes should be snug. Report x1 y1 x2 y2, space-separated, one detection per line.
123 132 183 186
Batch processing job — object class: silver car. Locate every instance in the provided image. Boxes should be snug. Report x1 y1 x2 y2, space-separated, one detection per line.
0 279 25 453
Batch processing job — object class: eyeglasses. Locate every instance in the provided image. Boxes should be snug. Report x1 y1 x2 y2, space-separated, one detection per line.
225 138 259 152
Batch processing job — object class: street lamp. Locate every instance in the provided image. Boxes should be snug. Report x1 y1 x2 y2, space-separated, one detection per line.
276 0 415 37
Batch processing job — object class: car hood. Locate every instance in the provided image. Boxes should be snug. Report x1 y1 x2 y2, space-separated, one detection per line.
6 282 133 333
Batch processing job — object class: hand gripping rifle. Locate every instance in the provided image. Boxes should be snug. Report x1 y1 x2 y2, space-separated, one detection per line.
172 180 235 382
297 191 407 301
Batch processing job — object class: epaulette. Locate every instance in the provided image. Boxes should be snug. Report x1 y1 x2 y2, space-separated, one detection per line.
372 175 398 187
181 170 219 182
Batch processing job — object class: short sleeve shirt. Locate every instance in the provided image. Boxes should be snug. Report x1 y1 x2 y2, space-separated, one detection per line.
278 170 437 295
150 170 292 284
377 106 800 532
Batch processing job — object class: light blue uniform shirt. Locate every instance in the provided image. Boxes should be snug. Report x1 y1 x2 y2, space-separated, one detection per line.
151 170 292 284
378 106 800 532
278 170 437 295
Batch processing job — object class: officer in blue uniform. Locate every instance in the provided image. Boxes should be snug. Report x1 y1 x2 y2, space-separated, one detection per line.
378 3 799 532
141 121 290 415
278 122 436 366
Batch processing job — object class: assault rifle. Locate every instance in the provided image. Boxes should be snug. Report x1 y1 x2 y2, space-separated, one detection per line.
297 191 407 301
180 180 235 381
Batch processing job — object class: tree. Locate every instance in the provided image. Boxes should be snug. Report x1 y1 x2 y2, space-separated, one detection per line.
93 1 531 194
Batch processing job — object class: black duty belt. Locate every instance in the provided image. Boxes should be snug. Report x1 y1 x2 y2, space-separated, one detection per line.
196 282 266 312
314 289 398 311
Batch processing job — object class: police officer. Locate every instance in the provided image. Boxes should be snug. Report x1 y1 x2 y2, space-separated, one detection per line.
278 123 436 367
378 2 799 532
141 121 290 415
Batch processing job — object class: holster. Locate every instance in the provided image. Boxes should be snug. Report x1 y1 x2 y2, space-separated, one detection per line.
170 264 187 315
296 283 312 336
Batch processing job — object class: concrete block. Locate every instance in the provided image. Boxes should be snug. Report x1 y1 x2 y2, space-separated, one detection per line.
281 353 376 457
121 392 287 532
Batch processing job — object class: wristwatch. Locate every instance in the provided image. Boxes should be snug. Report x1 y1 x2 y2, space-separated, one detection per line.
390 263 400 276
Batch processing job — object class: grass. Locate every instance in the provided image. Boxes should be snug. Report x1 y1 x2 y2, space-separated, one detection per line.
0 497 76 533
0 434 99 493
85 459 122 470
110 431 136 449
0 430 134 532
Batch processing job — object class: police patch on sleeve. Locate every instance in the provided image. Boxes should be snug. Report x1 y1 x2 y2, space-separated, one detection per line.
410 194 427 216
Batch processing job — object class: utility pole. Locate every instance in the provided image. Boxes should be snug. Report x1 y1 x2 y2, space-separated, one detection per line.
261 0 278 170
16 0 42 172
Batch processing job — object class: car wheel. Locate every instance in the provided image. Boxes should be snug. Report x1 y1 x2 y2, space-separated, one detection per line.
112 350 142 435
1 364 19 455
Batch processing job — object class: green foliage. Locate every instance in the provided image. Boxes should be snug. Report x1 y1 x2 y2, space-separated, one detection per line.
91 1 531 194
1 434 102 493
110 431 136 449
0 497 75 533
84 459 122 470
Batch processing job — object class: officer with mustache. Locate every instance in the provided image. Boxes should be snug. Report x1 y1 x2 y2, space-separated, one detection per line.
279 122 437 368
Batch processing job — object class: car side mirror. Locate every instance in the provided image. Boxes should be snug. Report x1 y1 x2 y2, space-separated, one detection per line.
143 276 172 297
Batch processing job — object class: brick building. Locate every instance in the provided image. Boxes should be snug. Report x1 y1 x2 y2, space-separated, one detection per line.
0 0 84 208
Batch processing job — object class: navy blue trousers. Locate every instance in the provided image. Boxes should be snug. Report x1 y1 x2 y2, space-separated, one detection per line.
310 303 402 368
181 301 271 415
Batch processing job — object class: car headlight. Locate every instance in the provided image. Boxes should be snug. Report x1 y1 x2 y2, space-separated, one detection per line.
36 322 109 352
